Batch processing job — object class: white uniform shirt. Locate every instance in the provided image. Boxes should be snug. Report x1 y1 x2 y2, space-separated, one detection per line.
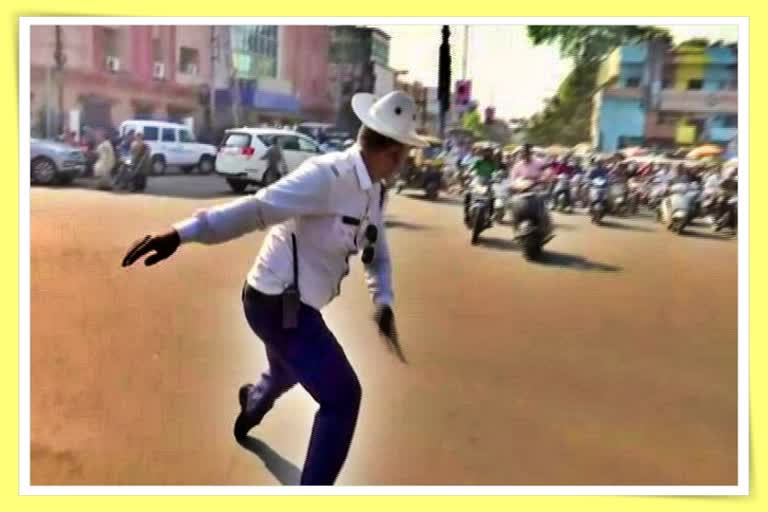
172 146 393 311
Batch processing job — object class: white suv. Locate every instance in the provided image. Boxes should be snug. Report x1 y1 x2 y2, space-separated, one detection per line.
118 120 218 175
215 128 324 193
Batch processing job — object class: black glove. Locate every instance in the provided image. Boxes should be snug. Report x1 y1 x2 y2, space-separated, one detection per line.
121 229 180 268
374 305 407 364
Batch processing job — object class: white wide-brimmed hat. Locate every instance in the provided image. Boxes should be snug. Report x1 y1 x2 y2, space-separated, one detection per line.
352 91 429 148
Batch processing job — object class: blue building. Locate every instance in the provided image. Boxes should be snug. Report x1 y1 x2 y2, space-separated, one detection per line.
592 40 738 152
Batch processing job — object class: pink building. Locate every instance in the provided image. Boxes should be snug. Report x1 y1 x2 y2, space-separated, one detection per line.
30 25 211 137
280 26 334 122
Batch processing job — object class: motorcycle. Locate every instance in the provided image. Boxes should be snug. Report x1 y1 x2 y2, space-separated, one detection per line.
112 151 147 192
607 180 629 217
627 177 643 215
491 173 510 223
466 177 494 245
509 178 554 260
659 182 694 234
712 186 738 234
648 182 668 213
549 174 572 212
570 172 587 208
589 177 609 225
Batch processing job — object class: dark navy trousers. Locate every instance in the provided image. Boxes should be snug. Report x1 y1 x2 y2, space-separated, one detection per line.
241 284 362 485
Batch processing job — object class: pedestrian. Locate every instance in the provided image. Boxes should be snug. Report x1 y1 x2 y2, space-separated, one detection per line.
121 129 135 156
261 138 288 180
114 132 151 191
121 90 427 485
93 129 116 190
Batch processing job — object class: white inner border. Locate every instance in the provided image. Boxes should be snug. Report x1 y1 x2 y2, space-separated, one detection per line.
18 16 749 496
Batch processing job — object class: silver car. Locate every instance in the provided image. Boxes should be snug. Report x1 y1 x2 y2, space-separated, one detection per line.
30 139 86 185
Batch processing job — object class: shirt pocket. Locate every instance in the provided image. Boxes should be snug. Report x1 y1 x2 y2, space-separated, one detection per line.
333 215 362 254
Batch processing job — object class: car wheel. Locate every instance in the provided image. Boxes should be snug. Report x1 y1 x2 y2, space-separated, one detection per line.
57 174 74 185
151 155 166 175
227 178 248 193
31 157 58 185
198 156 214 175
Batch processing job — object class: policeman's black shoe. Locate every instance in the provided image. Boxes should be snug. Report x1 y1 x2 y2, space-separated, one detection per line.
234 383 258 442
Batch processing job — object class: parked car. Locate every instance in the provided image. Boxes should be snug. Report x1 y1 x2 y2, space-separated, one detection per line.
296 122 334 142
215 128 325 193
30 139 86 185
117 120 217 175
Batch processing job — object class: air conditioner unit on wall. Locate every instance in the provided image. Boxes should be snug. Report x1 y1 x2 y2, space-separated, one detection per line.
153 62 166 80
106 56 120 73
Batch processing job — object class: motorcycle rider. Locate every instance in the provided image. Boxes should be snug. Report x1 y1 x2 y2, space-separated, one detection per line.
510 143 547 181
463 147 498 224
587 157 610 181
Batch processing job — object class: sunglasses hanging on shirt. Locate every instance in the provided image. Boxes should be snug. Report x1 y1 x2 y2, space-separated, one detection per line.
361 224 378 264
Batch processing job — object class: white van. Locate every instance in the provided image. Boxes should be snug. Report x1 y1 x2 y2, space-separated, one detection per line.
215 127 324 193
118 120 218 175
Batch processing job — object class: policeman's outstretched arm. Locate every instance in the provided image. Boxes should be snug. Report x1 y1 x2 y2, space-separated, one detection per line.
121 162 333 267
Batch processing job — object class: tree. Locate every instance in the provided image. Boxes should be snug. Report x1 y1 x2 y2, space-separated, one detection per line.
527 25 671 65
524 25 671 145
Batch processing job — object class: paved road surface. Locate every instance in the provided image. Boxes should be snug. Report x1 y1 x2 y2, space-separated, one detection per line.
30 175 738 485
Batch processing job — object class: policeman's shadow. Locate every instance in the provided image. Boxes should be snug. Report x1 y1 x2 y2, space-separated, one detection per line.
237 437 301 485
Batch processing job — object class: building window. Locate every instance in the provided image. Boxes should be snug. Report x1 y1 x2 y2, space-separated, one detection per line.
152 37 163 62
179 47 200 74
371 33 390 65
625 77 641 88
657 112 680 126
104 28 119 59
722 115 737 128
231 26 278 78
687 79 704 91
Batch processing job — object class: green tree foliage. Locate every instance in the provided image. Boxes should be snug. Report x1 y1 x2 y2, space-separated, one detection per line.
524 26 671 146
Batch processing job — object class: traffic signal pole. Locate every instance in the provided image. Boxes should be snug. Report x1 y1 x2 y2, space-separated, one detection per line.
438 26 451 140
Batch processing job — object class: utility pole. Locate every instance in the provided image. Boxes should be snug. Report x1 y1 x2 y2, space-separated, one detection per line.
437 25 451 140
54 25 66 136
209 26 217 136
462 25 469 80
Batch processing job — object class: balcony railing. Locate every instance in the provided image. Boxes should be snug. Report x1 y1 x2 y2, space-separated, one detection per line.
659 89 737 113
602 86 644 99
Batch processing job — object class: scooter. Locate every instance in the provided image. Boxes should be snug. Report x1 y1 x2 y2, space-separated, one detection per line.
659 182 694 234
570 172 587 208
607 180 629 217
466 177 494 245
589 177 609 225
712 188 738 234
627 177 643 215
549 174 572 213
491 173 510 223
113 152 146 192
509 178 554 261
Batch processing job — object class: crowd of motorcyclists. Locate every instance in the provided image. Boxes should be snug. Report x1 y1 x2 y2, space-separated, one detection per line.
448 142 738 257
